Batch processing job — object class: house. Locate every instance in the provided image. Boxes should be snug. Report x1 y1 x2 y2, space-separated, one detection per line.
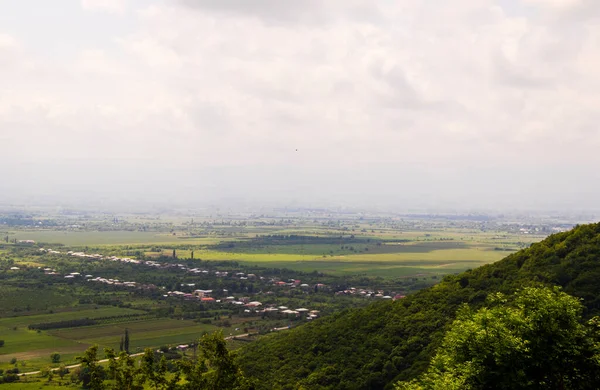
194 289 213 298
201 297 215 303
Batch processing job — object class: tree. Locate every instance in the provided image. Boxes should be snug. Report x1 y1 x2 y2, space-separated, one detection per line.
76 345 105 390
140 348 179 390
172 249 176 259
124 329 130 354
105 348 144 390
0 339 4 347
57 364 69 380
51 352 61 363
396 287 600 390
178 331 254 389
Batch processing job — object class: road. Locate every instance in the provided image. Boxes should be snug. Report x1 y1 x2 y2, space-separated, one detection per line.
19 326 291 377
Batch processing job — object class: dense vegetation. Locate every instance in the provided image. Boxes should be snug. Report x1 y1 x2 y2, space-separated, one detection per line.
396 287 600 389
237 223 600 389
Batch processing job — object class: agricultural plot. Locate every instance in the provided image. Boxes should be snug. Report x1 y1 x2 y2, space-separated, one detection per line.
170 235 536 277
0 287 76 315
0 307 146 329
50 318 218 352
8 230 181 246
0 307 148 367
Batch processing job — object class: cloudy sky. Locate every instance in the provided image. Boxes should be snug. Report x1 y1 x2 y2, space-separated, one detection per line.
1 0 599 212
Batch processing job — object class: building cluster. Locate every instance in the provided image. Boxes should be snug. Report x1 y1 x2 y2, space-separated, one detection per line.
335 287 405 300
32 247 350 320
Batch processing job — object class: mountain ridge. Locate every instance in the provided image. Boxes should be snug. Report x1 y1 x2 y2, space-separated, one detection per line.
237 222 600 389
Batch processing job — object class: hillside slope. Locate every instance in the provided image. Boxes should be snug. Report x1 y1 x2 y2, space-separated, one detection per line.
238 223 600 389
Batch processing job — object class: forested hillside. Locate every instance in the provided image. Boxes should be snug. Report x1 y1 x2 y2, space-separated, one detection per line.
238 223 600 389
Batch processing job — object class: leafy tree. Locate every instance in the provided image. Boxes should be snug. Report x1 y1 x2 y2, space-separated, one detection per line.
105 348 144 390
124 329 130 354
76 344 105 390
178 331 253 389
57 364 69 380
396 287 600 390
140 348 179 390
50 352 61 363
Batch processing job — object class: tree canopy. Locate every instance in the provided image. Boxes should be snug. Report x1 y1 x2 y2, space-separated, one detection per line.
396 287 600 389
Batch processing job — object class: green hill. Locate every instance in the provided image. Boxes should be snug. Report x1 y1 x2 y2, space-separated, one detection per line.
237 223 600 389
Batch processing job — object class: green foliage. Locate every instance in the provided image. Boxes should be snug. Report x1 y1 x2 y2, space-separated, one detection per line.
124 328 130 354
0 339 4 347
396 287 600 389
72 332 250 389
178 331 254 390
57 364 69 379
238 222 600 389
140 348 179 390
105 348 144 390
50 352 61 363
76 344 106 390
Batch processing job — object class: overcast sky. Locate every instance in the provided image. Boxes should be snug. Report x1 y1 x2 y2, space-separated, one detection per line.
1 0 599 212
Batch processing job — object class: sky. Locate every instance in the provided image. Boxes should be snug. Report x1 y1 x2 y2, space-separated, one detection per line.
1 0 600 212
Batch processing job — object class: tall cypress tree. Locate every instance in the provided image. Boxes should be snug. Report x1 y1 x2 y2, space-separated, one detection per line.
124 329 130 354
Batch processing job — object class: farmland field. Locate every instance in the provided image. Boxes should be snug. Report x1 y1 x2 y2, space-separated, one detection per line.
0 307 146 328
50 318 218 352
0 314 219 371
7 230 207 246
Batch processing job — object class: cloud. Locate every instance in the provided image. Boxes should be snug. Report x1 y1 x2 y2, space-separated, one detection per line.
2 1 600 210
177 0 383 25
81 0 127 15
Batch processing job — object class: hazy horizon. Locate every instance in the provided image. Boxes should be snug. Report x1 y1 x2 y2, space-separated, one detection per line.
2 0 600 213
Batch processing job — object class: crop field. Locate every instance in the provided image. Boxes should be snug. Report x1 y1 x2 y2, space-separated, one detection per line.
0 314 218 373
158 230 542 277
0 307 149 367
8 230 190 246
0 287 76 315
0 307 146 329
50 318 218 352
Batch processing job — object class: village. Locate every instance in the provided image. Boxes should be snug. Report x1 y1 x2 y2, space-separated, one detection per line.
20 247 407 321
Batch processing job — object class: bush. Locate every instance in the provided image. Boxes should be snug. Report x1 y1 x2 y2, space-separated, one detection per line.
9 357 17 365
50 352 60 363
1 373 19 383
0 339 4 347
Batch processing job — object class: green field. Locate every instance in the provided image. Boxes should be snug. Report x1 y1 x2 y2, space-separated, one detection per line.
0 307 146 329
0 287 76 314
0 307 148 368
50 318 217 352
